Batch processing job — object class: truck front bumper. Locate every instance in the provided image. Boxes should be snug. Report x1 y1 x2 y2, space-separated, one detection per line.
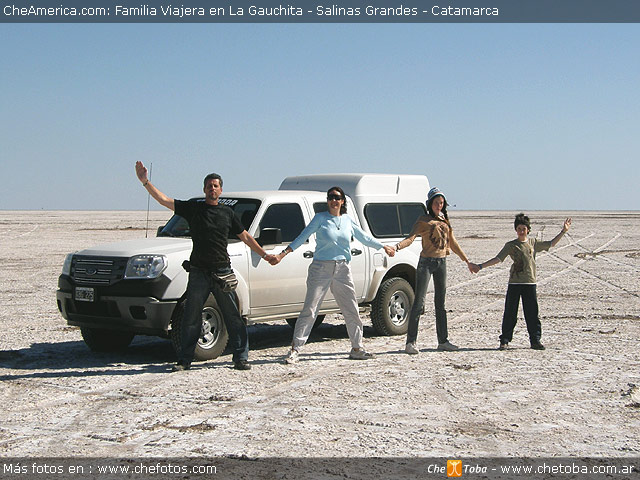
56 290 177 336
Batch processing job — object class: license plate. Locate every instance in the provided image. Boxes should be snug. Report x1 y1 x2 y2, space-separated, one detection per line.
75 287 95 302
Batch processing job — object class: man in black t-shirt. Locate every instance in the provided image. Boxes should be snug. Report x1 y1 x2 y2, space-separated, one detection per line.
135 161 277 371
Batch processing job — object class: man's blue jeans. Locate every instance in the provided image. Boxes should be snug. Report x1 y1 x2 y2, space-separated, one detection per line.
179 265 249 365
406 256 449 345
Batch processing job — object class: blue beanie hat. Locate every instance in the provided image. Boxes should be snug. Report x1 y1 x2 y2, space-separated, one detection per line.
427 187 446 206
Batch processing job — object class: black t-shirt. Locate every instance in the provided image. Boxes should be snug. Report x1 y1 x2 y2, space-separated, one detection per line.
174 199 245 270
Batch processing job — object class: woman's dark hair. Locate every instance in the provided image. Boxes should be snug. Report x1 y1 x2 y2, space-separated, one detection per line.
514 213 531 232
327 186 347 215
427 195 449 222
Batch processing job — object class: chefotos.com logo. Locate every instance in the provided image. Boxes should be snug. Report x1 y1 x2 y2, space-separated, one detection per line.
447 460 463 477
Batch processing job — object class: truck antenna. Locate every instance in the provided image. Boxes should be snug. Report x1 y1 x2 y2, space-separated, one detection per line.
145 163 153 238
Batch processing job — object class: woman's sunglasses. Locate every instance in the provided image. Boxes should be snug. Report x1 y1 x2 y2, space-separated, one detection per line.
327 194 343 201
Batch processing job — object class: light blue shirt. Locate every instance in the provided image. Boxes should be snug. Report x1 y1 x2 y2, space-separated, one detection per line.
288 212 384 261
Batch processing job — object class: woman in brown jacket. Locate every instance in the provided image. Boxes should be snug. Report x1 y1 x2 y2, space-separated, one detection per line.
395 187 474 354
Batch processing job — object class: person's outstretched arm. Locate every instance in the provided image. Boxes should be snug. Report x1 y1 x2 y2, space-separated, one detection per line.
472 256 502 273
449 229 475 273
135 161 175 211
237 230 278 265
550 217 572 247
276 213 323 262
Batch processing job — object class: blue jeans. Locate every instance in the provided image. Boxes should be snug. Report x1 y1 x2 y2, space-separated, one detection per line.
180 266 249 365
500 284 541 345
406 257 449 345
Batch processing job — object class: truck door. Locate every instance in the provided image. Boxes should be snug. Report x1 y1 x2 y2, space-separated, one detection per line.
248 202 316 316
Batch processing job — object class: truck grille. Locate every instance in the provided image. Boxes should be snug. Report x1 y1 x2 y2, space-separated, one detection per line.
71 256 128 286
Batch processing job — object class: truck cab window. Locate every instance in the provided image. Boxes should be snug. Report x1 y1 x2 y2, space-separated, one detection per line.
259 203 306 243
313 202 328 214
399 204 427 234
364 203 427 238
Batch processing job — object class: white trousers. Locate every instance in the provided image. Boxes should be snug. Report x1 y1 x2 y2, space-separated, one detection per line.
292 260 364 351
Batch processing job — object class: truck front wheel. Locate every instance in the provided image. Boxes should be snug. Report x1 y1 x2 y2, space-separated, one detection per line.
80 327 135 352
171 295 229 361
370 277 414 336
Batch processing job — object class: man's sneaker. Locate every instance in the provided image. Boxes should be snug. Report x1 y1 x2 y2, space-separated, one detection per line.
233 360 252 370
437 341 459 352
499 342 509 350
171 362 191 372
284 349 299 364
531 342 546 350
349 348 376 360
405 342 419 355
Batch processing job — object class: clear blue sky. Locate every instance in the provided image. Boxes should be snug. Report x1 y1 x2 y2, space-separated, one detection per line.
1 24 638 210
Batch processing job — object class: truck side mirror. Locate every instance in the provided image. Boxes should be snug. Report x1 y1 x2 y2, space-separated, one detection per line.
257 228 282 247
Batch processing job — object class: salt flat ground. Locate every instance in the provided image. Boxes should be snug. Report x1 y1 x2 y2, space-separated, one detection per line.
0 211 638 468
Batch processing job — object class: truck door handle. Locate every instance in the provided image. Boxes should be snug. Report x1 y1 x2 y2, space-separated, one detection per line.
351 248 362 256
303 251 314 258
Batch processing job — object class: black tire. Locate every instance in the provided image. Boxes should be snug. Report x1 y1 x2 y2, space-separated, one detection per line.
171 295 229 361
370 277 415 336
80 327 135 352
286 314 325 330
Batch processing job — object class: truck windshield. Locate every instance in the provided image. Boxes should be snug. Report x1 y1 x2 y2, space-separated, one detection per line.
157 198 262 239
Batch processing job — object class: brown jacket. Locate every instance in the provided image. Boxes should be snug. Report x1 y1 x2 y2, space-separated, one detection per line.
396 214 469 262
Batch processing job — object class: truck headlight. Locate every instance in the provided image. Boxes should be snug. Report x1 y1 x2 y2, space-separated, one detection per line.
61 253 74 276
124 255 167 279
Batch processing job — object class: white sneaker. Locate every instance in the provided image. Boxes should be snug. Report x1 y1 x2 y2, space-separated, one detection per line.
349 348 375 360
437 341 459 351
405 342 419 355
284 349 299 364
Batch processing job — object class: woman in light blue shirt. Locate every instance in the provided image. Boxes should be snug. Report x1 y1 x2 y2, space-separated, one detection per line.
275 186 396 364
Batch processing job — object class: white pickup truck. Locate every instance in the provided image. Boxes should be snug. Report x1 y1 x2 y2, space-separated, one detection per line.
56 174 429 360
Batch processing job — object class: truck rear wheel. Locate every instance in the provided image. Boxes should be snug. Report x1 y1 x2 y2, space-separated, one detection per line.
370 277 414 336
80 327 135 352
171 295 229 361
